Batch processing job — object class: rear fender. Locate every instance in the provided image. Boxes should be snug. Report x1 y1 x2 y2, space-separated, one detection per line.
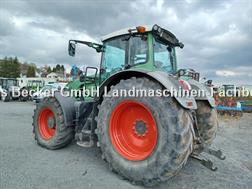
99 70 197 109
187 79 216 107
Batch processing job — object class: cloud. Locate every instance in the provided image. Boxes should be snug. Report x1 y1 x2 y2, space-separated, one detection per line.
0 0 251 85
0 10 16 36
216 70 238 77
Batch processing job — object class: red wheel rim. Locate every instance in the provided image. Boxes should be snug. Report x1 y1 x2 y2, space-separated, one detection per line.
38 108 56 140
109 100 158 161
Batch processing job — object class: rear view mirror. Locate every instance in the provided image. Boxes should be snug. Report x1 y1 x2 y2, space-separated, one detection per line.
178 42 184 49
68 41 76 56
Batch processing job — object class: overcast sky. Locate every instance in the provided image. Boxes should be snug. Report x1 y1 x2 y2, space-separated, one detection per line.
0 0 251 85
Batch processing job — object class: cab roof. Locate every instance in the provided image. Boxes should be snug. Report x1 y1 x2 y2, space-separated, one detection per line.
101 25 152 42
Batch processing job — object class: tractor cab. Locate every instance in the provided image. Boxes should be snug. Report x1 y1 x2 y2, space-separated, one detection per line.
0 78 19 101
68 25 184 86
0 77 18 90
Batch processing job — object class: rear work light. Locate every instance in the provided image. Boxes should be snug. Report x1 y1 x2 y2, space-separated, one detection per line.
179 79 191 91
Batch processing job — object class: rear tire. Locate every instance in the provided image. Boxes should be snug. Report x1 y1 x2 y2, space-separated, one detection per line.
196 101 218 146
97 77 193 186
33 97 74 149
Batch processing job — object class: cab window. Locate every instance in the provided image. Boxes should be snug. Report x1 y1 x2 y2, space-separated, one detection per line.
153 37 175 72
101 37 127 81
129 35 148 66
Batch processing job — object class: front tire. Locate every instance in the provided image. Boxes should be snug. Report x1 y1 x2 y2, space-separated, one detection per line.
97 77 193 186
33 97 74 149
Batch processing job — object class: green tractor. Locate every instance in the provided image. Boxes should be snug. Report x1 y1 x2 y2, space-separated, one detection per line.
32 25 224 186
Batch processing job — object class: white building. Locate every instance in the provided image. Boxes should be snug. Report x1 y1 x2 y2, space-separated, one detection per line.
46 72 71 82
47 72 59 79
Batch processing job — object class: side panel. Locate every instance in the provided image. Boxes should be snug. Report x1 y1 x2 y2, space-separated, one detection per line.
187 79 216 107
99 70 197 109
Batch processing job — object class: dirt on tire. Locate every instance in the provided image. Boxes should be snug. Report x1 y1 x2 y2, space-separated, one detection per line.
196 100 218 146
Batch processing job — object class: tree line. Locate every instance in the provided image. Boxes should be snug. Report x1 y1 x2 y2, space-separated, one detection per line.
0 57 22 78
0 56 65 78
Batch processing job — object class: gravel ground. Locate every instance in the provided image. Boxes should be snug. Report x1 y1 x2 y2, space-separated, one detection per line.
0 101 252 189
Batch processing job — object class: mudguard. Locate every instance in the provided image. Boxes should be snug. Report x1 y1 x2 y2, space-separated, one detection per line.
99 70 197 109
187 79 216 107
54 92 76 127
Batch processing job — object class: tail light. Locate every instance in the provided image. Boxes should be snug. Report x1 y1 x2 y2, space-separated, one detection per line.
179 79 191 91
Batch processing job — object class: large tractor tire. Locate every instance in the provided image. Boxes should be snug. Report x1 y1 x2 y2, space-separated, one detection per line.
196 101 218 146
33 97 74 149
97 77 193 186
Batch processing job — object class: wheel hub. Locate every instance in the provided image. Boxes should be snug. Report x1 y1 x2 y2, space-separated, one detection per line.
134 120 148 136
47 117 55 129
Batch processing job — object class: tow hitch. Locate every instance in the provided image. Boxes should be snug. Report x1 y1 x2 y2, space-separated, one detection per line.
191 147 226 171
